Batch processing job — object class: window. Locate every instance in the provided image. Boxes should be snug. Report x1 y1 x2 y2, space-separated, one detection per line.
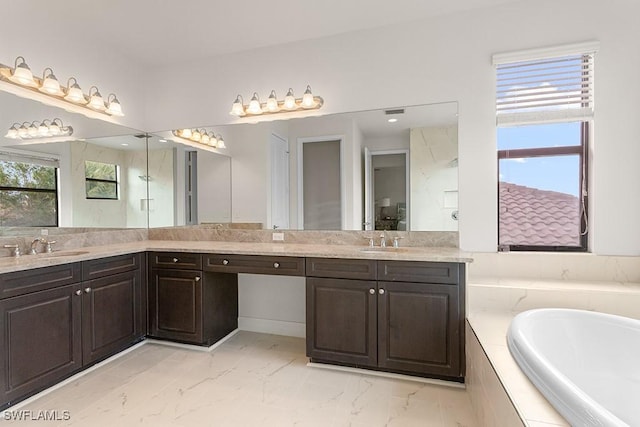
494 43 597 251
85 161 118 200
0 156 58 227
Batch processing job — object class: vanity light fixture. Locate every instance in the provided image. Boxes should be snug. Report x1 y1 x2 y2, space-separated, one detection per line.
172 128 225 149
5 118 73 140
0 56 124 117
230 85 323 117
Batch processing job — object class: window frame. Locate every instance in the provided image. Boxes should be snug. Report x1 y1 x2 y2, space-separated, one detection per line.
497 122 589 252
0 163 59 227
84 161 119 200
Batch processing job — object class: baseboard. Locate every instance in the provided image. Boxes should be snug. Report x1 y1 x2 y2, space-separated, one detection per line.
238 317 305 338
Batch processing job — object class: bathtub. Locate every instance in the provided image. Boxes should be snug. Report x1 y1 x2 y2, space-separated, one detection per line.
507 309 640 427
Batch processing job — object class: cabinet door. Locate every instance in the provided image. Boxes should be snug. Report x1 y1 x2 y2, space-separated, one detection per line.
149 269 203 344
377 281 461 378
82 270 142 365
306 278 377 367
0 284 82 407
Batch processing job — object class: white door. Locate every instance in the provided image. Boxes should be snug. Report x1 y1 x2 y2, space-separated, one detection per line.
363 146 373 230
270 133 290 229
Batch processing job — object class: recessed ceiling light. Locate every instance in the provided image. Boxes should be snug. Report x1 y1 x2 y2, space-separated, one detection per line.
121 143 129 146
159 139 167 143
388 118 398 123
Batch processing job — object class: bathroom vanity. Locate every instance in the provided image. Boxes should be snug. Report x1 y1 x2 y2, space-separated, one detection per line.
0 242 469 409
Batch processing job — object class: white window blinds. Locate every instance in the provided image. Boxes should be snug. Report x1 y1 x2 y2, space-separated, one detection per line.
494 42 598 126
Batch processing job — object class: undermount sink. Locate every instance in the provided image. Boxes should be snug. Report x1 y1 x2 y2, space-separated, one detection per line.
359 247 409 253
40 250 91 258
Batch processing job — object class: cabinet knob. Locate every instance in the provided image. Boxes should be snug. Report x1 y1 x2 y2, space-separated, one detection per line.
84 287 91 293
194 276 201 282
273 262 280 269
172 258 179 263
369 288 375 295
379 288 385 295
75 290 82 296
222 259 229 265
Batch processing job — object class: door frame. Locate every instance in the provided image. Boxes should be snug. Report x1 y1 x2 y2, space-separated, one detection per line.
297 135 346 230
364 149 410 231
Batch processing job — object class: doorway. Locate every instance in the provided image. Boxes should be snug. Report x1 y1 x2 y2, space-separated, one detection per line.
364 149 409 231
298 137 343 230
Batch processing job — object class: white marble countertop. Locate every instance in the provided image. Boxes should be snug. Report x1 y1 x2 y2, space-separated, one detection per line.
0 240 472 274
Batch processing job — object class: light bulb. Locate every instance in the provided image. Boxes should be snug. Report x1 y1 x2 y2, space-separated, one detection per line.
302 85 315 108
39 68 64 96
38 123 49 136
49 121 61 135
247 92 262 115
201 133 210 145
9 57 37 87
210 134 218 147
230 95 245 116
64 78 85 104
27 125 38 138
192 130 201 141
17 125 28 138
181 129 192 139
216 135 225 149
284 88 296 110
106 94 124 116
266 90 279 112
88 87 106 111
5 125 19 139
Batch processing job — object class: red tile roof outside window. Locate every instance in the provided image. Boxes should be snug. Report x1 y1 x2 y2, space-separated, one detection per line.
499 182 581 247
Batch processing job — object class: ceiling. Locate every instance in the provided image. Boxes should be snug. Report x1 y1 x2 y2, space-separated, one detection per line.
9 0 522 67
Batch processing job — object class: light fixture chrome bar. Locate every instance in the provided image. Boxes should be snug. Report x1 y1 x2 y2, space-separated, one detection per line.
230 85 323 117
0 56 124 118
172 129 225 149
5 118 73 140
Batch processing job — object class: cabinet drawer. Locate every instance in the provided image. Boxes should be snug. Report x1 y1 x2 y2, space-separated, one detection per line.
0 263 81 300
149 252 202 270
306 258 376 280
378 261 459 285
82 253 141 281
204 254 305 276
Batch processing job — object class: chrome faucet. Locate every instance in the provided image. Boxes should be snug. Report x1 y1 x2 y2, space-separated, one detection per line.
380 234 386 248
29 237 55 254
29 237 43 255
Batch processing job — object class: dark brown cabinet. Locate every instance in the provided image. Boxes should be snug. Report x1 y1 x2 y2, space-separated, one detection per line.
0 253 145 409
306 277 377 367
306 258 465 380
0 284 82 406
149 252 238 346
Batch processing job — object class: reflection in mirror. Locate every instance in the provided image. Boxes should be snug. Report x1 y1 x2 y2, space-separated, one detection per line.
0 90 148 234
0 135 148 231
146 134 231 228
148 102 458 232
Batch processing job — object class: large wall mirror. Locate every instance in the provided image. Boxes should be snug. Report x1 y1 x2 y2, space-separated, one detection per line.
0 90 148 235
149 101 458 232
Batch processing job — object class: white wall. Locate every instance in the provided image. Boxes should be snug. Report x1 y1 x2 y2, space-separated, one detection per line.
145 0 640 256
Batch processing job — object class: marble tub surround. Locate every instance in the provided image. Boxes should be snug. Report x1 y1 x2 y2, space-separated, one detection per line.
466 251 640 427
0 228 148 259
468 251 640 283
148 227 459 247
5 332 478 427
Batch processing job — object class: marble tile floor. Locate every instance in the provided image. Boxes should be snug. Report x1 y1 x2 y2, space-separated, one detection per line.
4 332 478 426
